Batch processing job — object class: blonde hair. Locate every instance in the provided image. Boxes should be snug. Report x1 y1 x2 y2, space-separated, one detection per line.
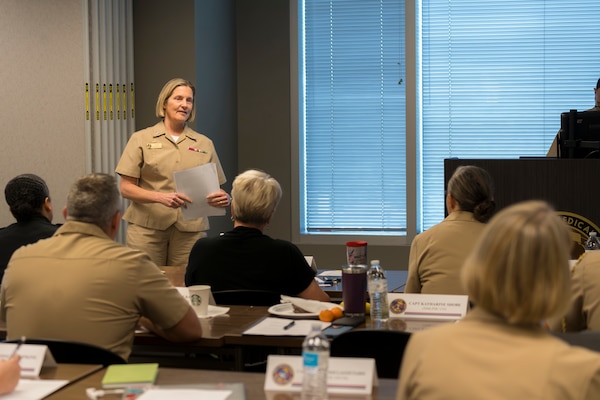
231 169 282 226
155 78 196 123
461 200 571 325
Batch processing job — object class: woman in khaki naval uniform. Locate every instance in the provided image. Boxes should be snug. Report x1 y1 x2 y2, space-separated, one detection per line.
116 78 230 267
405 165 495 295
397 201 600 400
547 250 600 332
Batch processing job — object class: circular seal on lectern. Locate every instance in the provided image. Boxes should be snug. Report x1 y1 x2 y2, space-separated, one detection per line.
557 211 600 259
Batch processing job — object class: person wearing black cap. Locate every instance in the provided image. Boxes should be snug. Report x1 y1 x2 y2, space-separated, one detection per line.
547 78 600 156
0 174 60 282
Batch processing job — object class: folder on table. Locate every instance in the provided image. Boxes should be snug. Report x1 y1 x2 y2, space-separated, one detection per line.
101 363 159 389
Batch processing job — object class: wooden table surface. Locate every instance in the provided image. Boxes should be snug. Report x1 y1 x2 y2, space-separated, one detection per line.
39 363 103 382
133 304 304 348
46 367 400 400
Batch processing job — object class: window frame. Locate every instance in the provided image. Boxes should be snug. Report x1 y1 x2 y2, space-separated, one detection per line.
290 0 417 247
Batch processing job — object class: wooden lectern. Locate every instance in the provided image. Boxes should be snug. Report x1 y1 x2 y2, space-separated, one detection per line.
444 158 600 258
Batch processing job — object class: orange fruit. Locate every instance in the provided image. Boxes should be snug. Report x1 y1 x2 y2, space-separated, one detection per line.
330 307 343 319
319 309 335 322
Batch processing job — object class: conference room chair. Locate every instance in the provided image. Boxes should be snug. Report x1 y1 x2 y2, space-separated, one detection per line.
4 338 126 366
330 328 411 379
212 289 282 306
551 331 600 353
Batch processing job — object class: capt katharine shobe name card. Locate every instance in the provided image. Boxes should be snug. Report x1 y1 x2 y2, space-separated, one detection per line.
387 293 469 321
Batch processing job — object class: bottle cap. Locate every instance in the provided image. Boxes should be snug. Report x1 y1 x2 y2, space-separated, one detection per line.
370 260 380 265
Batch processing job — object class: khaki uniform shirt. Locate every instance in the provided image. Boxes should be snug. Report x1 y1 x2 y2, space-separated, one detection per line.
116 121 227 231
0 221 191 360
405 211 484 295
398 308 600 400
548 251 600 332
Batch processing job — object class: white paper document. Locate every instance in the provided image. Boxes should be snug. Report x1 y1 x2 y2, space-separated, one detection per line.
137 388 232 400
243 317 330 336
2 379 68 400
173 163 225 220
317 270 342 278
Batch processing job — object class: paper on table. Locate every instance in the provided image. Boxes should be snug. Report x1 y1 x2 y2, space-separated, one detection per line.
2 379 69 400
173 163 225 220
318 270 342 278
243 317 330 336
137 388 232 400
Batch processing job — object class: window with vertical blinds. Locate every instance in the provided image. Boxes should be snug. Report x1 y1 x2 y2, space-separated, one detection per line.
299 0 406 236
298 0 600 238
419 0 600 229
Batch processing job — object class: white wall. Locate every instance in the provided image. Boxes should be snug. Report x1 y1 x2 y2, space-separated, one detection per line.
0 0 86 226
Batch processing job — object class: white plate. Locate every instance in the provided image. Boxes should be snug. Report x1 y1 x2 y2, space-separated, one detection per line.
268 302 341 319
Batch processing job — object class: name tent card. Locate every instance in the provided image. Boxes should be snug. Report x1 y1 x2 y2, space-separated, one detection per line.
264 355 377 396
387 293 469 321
0 343 56 378
304 255 318 272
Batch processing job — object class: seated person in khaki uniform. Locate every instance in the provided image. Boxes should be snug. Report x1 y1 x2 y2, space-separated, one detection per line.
405 165 495 295
397 201 600 400
547 251 600 332
0 173 202 361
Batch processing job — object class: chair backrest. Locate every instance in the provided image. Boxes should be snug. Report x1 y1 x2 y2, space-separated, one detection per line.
212 289 282 306
4 338 126 366
551 331 600 353
330 328 411 379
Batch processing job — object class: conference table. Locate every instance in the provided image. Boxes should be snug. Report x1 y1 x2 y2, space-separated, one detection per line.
0 269 410 371
46 366 400 399
12 364 103 399
132 268 409 369
131 303 329 370
131 304 305 370
40 363 102 383
161 266 409 302
130 300 443 372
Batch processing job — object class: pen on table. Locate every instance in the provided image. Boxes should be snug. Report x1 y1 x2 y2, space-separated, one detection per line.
9 336 25 359
283 321 296 330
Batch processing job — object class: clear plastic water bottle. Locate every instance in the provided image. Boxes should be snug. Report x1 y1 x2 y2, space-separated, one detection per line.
368 259 389 327
585 232 600 251
302 323 329 400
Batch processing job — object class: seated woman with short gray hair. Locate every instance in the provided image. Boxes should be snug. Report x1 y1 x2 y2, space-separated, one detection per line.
185 169 329 302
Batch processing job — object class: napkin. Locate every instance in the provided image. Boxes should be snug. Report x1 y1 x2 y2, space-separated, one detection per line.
197 305 230 319
280 295 341 314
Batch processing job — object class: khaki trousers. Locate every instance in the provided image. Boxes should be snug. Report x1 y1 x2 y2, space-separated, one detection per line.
126 223 206 267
